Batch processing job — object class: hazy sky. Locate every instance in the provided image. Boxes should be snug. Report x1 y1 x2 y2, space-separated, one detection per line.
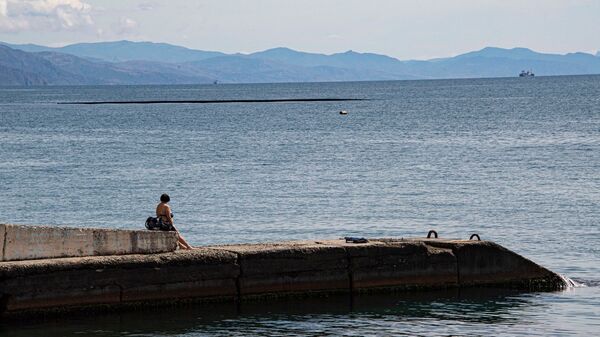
0 0 599 59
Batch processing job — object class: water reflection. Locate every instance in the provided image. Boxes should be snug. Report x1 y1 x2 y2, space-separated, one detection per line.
0 288 545 337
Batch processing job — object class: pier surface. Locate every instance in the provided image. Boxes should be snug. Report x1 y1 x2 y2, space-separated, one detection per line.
0 234 565 317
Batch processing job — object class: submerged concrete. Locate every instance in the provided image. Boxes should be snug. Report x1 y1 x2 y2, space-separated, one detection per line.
0 237 565 317
0 224 178 262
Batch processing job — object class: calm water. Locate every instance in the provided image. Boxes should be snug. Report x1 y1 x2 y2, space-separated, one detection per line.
0 76 599 336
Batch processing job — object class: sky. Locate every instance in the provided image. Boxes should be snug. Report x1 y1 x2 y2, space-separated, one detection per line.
0 0 599 60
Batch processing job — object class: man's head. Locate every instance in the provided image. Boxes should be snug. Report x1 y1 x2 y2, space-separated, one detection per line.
160 193 170 203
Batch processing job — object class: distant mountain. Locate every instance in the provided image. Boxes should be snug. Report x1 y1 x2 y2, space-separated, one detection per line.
0 44 215 85
454 47 554 61
2 40 600 86
0 45 82 85
36 51 215 84
249 46 600 79
0 43 56 53
249 48 411 75
183 54 413 83
427 47 600 78
2 40 225 63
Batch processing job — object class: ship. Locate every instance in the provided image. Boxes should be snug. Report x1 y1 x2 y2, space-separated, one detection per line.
519 70 535 77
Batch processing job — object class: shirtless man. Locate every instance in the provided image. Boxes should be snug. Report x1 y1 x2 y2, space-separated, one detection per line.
156 194 193 250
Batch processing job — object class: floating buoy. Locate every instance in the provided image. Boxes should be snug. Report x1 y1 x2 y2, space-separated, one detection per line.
339 110 348 115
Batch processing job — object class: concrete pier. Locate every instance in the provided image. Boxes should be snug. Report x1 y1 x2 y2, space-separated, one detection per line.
0 236 565 317
0 224 178 261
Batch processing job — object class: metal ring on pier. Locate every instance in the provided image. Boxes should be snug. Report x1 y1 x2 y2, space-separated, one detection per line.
470 234 481 241
427 230 438 239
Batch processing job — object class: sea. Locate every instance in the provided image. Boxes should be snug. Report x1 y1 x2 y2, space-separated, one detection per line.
0 76 599 336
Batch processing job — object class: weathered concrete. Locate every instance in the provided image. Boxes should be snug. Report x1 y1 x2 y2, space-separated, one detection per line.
0 248 238 313
0 224 178 262
418 239 563 290
335 240 458 290
0 237 565 317
212 241 349 296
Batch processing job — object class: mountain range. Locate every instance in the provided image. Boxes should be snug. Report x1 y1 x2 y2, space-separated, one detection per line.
1 40 600 86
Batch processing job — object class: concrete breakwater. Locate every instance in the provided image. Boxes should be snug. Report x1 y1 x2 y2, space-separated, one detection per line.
0 224 178 261
0 233 565 317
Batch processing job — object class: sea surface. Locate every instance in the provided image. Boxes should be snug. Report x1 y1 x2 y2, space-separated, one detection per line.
0 76 599 336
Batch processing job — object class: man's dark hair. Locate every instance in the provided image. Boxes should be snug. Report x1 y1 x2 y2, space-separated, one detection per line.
160 194 170 202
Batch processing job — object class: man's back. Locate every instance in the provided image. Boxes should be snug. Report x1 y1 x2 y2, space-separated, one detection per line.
156 202 172 224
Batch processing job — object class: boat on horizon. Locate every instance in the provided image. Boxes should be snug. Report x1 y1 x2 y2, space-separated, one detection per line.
519 70 535 77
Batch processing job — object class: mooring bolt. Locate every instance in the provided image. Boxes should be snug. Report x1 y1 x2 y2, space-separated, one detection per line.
427 230 438 239
470 234 481 241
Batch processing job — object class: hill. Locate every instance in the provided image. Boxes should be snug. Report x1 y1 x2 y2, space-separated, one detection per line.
247 46 600 79
2 41 600 86
0 45 82 85
0 44 215 85
2 40 225 63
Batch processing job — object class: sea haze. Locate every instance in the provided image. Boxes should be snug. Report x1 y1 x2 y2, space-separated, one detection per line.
0 76 599 336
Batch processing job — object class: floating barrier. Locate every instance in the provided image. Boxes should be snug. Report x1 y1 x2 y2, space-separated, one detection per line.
58 98 366 105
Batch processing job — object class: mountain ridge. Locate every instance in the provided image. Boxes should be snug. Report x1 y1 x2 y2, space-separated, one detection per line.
1 41 600 86
1 40 226 63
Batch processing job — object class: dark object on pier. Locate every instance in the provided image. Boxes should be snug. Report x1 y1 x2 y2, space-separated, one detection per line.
344 237 368 243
